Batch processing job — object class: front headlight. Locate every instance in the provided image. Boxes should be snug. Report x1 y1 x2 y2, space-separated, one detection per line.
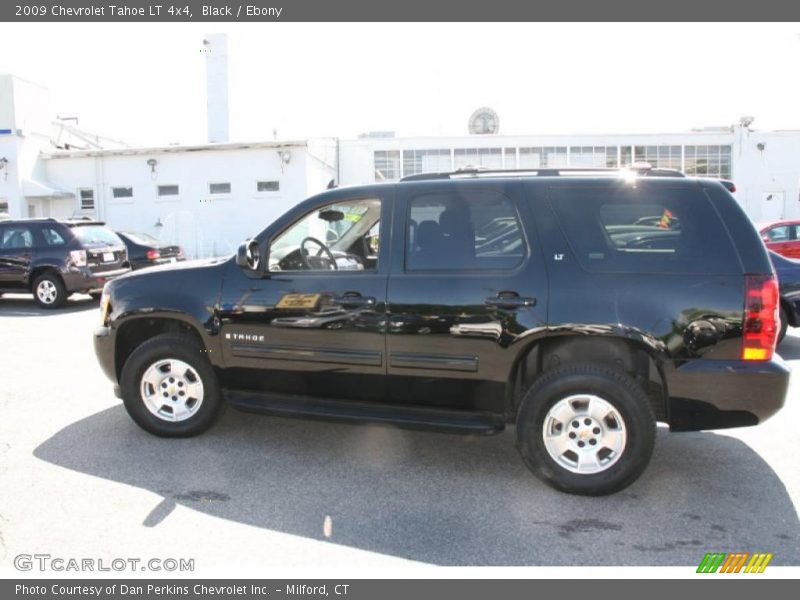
99 289 111 325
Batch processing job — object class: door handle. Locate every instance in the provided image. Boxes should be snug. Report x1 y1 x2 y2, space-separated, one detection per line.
485 292 536 309
333 293 376 308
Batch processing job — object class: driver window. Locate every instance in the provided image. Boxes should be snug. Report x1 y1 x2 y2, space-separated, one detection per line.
269 198 381 272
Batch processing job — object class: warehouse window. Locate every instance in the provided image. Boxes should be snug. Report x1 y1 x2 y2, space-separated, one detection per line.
684 145 732 179
634 145 682 170
111 186 133 199
569 146 619 168
257 180 280 192
504 148 517 169
78 189 95 210
374 151 400 181
453 148 503 170
518 147 568 169
157 185 179 197
402 149 451 177
209 182 231 195
620 146 633 167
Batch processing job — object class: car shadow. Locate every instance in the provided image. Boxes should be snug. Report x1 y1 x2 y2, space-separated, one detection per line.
34 406 800 566
0 294 98 317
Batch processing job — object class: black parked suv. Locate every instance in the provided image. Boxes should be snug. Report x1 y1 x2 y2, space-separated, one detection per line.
0 218 130 308
94 169 790 495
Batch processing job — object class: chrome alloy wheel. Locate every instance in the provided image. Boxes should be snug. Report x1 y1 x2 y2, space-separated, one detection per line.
542 394 627 474
36 280 58 305
140 359 204 422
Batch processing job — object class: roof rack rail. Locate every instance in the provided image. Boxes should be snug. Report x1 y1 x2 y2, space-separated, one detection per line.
399 164 690 182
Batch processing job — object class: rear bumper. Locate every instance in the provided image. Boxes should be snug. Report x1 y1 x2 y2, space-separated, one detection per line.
63 266 131 294
666 356 790 431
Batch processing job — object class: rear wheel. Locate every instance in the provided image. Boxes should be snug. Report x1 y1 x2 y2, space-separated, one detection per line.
516 363 656 496
32 272 67 308
777 306 788 345
120 334 223 437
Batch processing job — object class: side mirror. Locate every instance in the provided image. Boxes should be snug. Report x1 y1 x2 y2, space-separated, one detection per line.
236 238 263 271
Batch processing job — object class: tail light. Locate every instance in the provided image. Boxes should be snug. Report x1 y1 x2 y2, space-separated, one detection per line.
742 274 779 361
146 249 161 260
177 248 185 259
69 249 87 267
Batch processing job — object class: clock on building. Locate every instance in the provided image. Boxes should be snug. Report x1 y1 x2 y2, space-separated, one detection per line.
468 107 500 135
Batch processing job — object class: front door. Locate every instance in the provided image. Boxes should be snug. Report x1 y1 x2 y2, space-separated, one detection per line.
0 223 35 290
385 180 547 413
218 192 391 403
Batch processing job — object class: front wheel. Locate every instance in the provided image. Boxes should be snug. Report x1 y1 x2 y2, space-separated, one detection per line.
120 334 223 437
516 363 656 496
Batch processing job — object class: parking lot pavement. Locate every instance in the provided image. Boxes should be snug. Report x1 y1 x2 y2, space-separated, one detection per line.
0 292 798 570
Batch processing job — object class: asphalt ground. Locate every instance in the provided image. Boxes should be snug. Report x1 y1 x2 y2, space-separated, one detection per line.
0 292 798 571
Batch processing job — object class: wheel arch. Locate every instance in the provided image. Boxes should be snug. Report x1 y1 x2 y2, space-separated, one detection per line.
114 315 213 381
28 264 64 291
506 333 669 424
780 295 798 327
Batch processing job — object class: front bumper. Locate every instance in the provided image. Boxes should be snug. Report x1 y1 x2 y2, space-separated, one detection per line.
94 325 116 384
667 356 791 431
63 266 131 294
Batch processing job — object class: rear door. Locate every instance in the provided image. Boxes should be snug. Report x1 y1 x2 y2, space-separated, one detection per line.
385 180 547 412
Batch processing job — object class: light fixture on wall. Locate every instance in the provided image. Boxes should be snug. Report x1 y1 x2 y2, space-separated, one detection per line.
0 157 8 181
154 217 163 228
277 150 291 174
147 158 158 179
757 143 766 152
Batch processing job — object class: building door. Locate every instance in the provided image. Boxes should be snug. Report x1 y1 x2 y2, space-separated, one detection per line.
761 191 785 221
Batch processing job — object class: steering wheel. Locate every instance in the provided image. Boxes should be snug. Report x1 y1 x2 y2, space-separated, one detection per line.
300 236 338 270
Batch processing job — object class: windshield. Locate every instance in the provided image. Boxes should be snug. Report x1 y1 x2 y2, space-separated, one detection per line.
120 231 161 245
71 225 124 246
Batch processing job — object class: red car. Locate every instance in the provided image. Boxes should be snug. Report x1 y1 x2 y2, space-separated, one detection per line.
758 220 800 259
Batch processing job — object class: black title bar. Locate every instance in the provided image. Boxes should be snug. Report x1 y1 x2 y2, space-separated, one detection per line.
4 0 800 21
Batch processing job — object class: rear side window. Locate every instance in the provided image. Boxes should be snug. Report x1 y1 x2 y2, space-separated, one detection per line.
406 189 525 271
71 225 123 247
41 227 66 246
549 185 740 274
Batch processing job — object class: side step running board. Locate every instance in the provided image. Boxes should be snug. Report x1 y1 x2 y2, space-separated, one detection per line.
225 390 505 435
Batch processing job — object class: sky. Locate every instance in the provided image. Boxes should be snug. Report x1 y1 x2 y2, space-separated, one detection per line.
1 22 799 146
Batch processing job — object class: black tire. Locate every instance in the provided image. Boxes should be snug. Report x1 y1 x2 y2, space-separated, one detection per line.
32 271 67 308
120 334 223 437
516 363 656 496
777 306 788 346
89 292 103 301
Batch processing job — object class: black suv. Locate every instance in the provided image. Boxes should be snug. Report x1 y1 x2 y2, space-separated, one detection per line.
0 218 130 308
93 170 790 495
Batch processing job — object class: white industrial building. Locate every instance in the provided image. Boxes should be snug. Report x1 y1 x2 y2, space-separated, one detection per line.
2 34 800 257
